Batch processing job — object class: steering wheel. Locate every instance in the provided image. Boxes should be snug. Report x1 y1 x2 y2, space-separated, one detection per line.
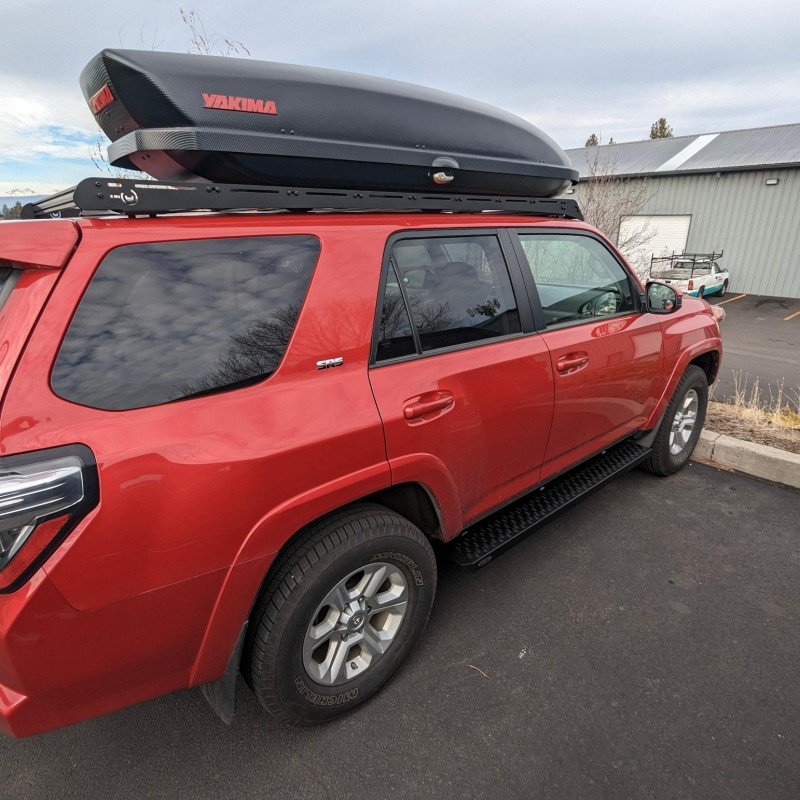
580 287 621 317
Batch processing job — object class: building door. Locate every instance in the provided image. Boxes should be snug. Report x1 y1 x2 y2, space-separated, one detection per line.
619 214 691 276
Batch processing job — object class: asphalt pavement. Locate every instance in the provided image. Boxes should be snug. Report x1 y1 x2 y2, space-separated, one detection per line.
2 463 799 800
712 294 800 410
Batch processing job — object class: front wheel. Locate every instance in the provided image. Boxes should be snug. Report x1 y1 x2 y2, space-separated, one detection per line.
642 365 708 476
715 280 729 297
244 504 437 724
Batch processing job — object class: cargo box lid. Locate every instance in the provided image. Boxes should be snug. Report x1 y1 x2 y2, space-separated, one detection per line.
81 49 577 198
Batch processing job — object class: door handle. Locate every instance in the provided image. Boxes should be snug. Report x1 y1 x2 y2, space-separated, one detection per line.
556 353 589 374
403 391 455 420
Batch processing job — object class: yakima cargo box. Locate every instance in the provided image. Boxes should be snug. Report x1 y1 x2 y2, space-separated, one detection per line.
81 49 577 197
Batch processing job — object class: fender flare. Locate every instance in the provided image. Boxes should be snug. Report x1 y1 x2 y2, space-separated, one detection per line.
189 454 462 685
643 339 721 432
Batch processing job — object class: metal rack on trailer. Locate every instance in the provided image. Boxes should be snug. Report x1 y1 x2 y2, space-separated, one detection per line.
21 177 584 220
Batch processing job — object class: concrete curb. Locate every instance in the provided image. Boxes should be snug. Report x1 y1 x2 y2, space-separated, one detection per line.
692 430 800 489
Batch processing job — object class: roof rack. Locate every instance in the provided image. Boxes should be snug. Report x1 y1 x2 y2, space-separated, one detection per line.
20 178 583 221
650 251 723 265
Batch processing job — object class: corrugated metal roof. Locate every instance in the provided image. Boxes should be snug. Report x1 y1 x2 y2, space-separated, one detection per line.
566 123 800 178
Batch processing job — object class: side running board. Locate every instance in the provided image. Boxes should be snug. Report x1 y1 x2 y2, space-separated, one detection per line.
443 440 651 571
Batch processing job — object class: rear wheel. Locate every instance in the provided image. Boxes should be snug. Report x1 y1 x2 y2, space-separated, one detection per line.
245 504 437 724
696 286 704 299
642 365 708 476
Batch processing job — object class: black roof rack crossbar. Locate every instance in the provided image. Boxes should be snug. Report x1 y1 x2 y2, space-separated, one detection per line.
21 178 583 221
650 251 724 265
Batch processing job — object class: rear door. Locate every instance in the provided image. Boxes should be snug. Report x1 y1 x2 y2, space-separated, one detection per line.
368 229 555 535
512 229 664 480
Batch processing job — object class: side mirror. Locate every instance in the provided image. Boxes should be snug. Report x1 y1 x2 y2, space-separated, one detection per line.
646 281 682 314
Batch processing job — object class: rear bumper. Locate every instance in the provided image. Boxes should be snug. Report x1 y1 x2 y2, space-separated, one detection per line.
0 567 226 738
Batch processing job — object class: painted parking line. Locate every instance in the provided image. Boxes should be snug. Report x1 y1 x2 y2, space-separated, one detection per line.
717 293 747 305
784 309 800 321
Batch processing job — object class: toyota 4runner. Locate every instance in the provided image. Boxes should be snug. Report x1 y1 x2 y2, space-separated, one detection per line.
0 50 722 737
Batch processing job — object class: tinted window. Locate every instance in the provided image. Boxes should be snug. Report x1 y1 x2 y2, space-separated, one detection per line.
380 235 520 355
52 236 319 410
0 267 20 312
518 234 634 327
376 262 416 361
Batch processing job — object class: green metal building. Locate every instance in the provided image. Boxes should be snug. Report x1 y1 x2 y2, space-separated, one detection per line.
565 124 800 299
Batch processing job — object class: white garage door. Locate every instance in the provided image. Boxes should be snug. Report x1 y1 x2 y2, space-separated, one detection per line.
618 215 691 278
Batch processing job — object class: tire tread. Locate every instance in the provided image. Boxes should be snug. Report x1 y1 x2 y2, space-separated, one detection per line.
245 503 434 724
642 365 708 476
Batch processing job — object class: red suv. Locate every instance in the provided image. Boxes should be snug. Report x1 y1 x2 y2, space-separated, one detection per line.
0 202 722 737
0 50 722 737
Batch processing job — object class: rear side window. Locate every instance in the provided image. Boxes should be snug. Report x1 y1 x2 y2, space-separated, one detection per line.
376 234 521 360
0 267 20 312
52 235 320 410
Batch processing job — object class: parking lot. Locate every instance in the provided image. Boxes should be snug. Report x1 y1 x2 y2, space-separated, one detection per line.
712 294 800 410
2 463 798 799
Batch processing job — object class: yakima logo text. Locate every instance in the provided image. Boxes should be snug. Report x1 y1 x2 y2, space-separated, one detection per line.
202 93 277 115
89 85 114 114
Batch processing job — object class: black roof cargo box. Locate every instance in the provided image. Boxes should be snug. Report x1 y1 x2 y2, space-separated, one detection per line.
81 49 577 198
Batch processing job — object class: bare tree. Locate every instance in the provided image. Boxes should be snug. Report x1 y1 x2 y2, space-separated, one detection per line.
570 141 655 280
179 7 250 56
90 8 249 177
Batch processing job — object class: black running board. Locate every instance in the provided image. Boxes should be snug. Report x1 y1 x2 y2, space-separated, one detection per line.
443 440 651 571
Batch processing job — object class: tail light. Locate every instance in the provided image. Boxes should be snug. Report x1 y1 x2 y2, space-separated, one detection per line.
687 280 694 291
0 445 98 592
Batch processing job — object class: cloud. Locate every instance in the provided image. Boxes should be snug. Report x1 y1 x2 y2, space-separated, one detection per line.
0 0 798 187
0 74 99 175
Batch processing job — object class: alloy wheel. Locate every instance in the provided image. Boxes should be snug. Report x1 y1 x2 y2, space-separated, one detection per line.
669 389 699 455
303 562 409 686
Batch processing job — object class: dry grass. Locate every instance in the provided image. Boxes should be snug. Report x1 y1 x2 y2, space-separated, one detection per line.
707 372 800 455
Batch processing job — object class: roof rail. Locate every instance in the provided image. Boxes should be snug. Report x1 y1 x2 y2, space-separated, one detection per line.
20 178 583 221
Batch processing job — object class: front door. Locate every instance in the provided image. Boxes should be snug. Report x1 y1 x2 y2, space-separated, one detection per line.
368 231 555 535
515 230 664 480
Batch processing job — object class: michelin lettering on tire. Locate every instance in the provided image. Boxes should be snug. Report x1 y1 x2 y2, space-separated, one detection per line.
370 551 424 586
293 675 359 706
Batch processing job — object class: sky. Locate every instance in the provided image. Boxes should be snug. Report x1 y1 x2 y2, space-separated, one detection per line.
1 0 799 195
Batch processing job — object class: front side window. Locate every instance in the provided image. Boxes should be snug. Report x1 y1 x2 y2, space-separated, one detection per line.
518 234 635 327
52 235 320 410
376 234 521 360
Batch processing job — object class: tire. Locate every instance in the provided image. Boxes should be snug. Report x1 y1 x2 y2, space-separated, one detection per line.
642 365 708 476
696 286 704 299
715 280 728 297
244 503 437 724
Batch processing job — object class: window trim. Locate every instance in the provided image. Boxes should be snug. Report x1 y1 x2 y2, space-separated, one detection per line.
510 228 644 332
370 227 537 367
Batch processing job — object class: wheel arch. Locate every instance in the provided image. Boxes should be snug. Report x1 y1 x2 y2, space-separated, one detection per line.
644 341 721 432
690 350 720 385
189 477 445 687
363 482 444 540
